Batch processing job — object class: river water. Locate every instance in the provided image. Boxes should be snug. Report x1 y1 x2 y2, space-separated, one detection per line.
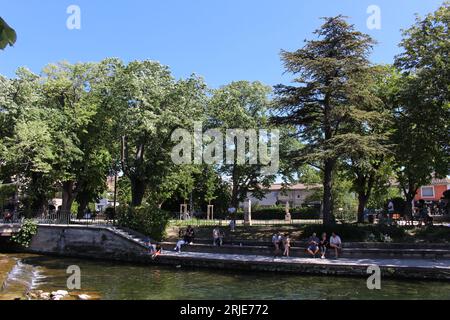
1 253 450 300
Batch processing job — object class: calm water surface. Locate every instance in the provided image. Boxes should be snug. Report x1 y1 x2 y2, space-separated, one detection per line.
1 253 450 300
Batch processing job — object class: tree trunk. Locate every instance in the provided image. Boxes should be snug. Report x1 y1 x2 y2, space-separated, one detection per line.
404 194 415 221
357 193 369 224
77 192 89 219
61 181 76 213
131 178 146 207
322 159 335 225
31 195 48 218
231 161 240 210
402 181 418 222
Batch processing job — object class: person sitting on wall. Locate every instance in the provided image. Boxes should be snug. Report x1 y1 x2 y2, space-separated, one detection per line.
306 232 320 258
418 199 433 227
174 229 187 252
319 232 329 259
185 225 195 244
3 210 12 223
272 232 281 256
329 232 342 259
144 237 155 252
151 243 162 259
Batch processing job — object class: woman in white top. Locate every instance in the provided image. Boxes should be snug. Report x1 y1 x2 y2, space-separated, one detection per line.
329 232 342 259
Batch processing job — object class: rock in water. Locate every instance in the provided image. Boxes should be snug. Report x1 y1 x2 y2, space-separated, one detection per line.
40 292 51 300
27 292 38 299
51 290 69 297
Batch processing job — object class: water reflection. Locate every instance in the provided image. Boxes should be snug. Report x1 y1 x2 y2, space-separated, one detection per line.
1 253 450 300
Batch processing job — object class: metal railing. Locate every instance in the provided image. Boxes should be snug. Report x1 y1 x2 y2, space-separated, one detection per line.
170 218 323 228
33 210 116 226
1 211 322 228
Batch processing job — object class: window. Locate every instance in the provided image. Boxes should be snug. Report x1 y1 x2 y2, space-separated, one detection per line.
421 186 434 197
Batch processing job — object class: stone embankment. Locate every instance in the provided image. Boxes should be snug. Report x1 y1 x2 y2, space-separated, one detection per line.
2 225 449 281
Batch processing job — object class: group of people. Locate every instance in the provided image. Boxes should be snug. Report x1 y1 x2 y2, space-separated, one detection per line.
212 226 226 246
416 199 434 226
271 233 291 257
171 224 343 260
174 225 196 252
306 232 342 259
270 231 343 259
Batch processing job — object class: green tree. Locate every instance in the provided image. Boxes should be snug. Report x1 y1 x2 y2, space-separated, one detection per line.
392 3 450 217
40 62 107 213
272 16 379 225
209 81 276 209
0 68 57 216
0 17 16 50
343 65 397 223
202 165 220 206
110 60 206 206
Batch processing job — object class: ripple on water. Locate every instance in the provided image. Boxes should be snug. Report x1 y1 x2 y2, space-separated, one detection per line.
2 253 450 300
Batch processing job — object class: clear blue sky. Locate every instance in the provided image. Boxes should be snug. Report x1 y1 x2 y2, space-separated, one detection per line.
0 0 445 88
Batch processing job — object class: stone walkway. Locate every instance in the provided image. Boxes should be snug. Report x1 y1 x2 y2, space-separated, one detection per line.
162 250 450 270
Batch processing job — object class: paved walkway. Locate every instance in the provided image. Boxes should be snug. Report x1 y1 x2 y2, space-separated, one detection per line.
162 250 450 270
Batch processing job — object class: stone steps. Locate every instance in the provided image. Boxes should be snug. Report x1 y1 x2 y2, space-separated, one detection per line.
107 227 148 248
104 228 450 259
173 237 450 249
160 241 450 259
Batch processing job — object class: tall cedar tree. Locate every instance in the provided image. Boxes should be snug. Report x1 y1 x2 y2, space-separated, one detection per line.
272 16 380 225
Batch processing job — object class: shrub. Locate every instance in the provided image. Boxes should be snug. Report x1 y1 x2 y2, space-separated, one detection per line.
391 197 407 216
11 219 38 247
413 226 450 243
117 205 170 241
189 205 321 220
302 224 366 241
369 224 406 240
104 207 115 219
301 223 406 242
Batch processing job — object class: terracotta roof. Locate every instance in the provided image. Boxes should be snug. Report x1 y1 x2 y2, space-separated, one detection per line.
430 177 450 185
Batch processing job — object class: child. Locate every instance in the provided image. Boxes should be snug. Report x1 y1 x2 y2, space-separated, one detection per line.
283 234 291 257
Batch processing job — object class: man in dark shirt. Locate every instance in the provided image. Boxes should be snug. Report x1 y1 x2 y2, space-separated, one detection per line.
306 232 320 258
185 225 195 244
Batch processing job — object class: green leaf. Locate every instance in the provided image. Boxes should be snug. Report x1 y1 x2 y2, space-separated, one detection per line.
0 17 17 50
